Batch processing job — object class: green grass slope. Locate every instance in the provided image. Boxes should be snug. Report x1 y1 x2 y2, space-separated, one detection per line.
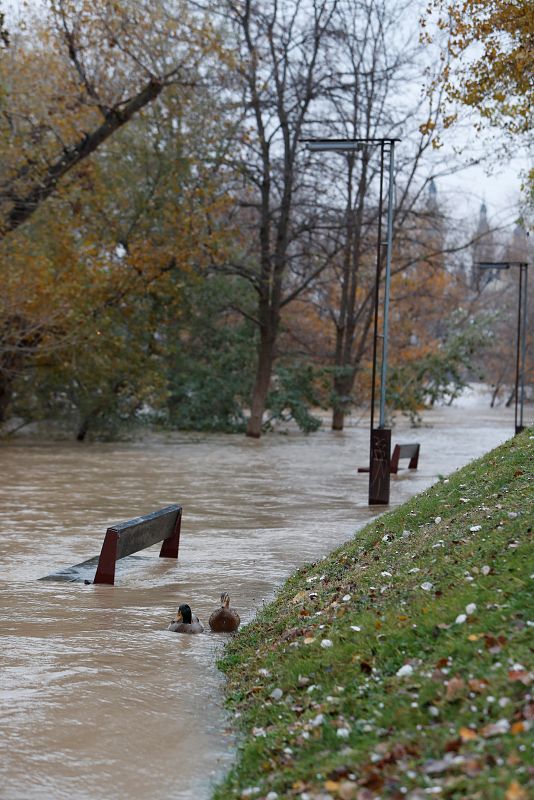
214 429 534 800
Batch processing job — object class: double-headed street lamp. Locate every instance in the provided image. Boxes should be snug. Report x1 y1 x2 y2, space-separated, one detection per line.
479 261 529 434
303 137 399 504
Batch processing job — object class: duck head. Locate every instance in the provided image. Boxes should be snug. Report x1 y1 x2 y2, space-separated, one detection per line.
177 603 193 624
220 592 231 608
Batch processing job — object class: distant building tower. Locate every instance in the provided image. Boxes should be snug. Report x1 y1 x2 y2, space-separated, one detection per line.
472 201 497 290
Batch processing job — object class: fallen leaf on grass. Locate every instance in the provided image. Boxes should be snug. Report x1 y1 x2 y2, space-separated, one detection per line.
461 758 483 776
468 678 488 693
444 737 462 753
324 779 341 792
508 669 532 685
360 770 384 791
505 780 528 800
338 782 358 800
480 719 510 737
459 726 478 741
511 721 527 735
484 634 507 653
446 676 466 701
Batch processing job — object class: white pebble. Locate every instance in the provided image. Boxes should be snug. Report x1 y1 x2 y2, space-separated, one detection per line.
321 639 333 648
266 793 278 800
455 614 467 624
420 582 433 591
466 603 477 615
396 664 414 677
481 565 491 575
270 688 283 701
337 727 351 738
350 625 361 632
381 571 392 577
470 525 482 532
434 516 442 523
342 594 352 602
310 713 324 727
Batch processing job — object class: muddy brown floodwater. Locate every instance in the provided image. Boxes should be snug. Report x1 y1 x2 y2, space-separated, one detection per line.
0 403 517 800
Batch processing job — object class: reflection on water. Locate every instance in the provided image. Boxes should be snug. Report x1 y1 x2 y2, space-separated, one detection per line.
0 405 516 799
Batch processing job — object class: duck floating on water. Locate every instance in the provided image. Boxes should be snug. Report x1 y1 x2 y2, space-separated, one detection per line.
209 592 240 633
168 603 204 634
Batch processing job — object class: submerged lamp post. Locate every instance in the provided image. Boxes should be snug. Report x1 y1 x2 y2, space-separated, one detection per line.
479 261 529 434
303 137 399 504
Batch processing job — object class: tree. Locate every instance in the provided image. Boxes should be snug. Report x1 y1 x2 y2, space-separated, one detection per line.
424 1 533 137
1 74 233 437
222 0 339 438
289 0 487 431
0 0 222 238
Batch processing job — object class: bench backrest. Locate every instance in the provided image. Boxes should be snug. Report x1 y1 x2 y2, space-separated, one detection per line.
94 504 182 585
390 443 420 474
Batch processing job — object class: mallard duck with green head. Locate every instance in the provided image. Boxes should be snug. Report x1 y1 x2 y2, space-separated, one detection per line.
209 592 240 633
168 603 204 634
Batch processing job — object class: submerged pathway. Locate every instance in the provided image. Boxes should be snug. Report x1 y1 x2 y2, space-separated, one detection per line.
0 403 517 799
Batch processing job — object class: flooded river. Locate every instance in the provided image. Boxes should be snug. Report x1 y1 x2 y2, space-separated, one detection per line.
0 403 517 799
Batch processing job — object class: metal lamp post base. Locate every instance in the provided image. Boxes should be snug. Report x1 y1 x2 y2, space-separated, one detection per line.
369 428 391 505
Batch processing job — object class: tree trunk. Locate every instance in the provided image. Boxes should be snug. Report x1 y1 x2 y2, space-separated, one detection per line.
505 386 515 408
76 418 90 442
331 372 354 431
0 372 13 423
331 405 345 431
246 331 275 438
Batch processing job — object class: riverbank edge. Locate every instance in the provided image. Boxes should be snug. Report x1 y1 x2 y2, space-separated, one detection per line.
212 429 534 800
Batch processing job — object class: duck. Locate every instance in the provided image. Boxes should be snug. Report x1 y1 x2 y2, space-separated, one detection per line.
168 603 204 634
209 592 240 633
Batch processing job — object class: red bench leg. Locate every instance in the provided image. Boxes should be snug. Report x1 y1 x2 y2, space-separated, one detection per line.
159 509 181 559
94 529 119 585
390 445 401 474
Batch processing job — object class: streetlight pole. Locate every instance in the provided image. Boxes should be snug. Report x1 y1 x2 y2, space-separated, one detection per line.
303 137 399 504
479 261 529 434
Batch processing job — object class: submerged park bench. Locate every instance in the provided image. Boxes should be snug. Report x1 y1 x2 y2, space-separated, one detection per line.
390 442 420 474
358 443 420 475
40 504 182 585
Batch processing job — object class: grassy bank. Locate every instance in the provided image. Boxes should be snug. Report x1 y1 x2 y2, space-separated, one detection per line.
214 429 534 800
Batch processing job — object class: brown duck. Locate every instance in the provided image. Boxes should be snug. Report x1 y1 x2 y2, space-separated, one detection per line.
209 592 240 633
